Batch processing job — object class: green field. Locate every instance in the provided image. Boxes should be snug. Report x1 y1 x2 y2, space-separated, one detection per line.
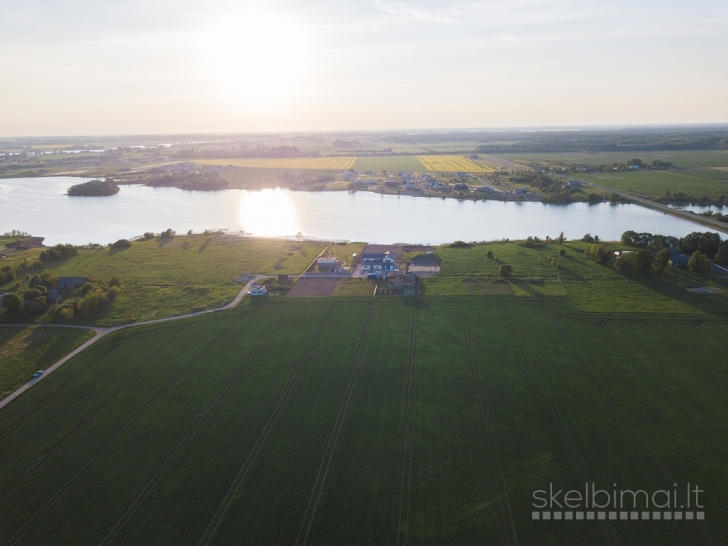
577 170 728 197
353 156 426 172
0 236 326 326
0 327 94 399
0 297 725 545
500 150 728 169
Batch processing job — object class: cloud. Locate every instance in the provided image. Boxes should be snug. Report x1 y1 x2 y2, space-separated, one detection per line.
373 0 457 23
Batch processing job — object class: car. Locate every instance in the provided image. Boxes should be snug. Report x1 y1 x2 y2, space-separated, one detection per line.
33 370 44 378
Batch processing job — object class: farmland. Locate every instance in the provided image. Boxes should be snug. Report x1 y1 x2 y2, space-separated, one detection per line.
352 156 425 172
0 297 726 545
417 155 494 173
577 170 728 198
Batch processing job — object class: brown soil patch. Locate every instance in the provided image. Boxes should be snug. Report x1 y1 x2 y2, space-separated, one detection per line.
287 277 342 296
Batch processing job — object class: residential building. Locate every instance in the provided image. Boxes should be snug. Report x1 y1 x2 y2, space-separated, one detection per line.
58 276 90 288
361 251 396 272
249 284 267 296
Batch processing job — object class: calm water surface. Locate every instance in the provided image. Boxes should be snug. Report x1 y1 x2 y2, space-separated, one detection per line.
0 177 716 246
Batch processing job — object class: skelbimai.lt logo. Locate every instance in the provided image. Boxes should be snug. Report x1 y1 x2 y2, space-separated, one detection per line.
532 483 705 521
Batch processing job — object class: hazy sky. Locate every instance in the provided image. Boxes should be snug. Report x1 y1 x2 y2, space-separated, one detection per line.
1 0 727 136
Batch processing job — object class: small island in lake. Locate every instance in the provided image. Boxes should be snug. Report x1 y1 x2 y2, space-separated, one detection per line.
67 179 120 196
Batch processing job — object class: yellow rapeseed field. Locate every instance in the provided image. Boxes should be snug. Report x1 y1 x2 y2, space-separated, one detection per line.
195 157 357 169
417 155 493 172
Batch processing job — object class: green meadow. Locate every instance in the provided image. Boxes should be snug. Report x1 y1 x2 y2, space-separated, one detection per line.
0 297 725 545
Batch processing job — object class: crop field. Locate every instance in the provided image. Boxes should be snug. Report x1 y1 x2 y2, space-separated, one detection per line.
502 150 728 170
417 155 494 173
578 170 728 197
194 157 357 170
0 297 726 545
352 156 426 172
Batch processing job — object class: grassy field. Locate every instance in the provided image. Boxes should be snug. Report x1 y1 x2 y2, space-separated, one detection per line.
0 236 327 326
0 327 93 400
577 170 728 197
352 156 425 172
501 150 728 169
0 297 725 545
221 168 337 189
194 158 356 169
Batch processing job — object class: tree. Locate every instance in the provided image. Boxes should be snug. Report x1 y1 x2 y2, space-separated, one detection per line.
111 239 132 249
586 244 612 265
713 244 728 266
653 249 671 272
687 251 711 275
558 231 565 244
634 249 654 275
498 264 512 276
582 234 595 243
679 232 721 258
2 292 23 320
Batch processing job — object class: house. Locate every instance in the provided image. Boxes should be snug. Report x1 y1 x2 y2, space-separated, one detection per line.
363 170 373 175
561 180 581 190
452 183 469 191
58 276 90 288
514 188 528 195
385 180 399 187
669 247 690 268
277 274 291 282
476 186 494 193
456 172 467 177
316 257 344 273
470 155 480 159
387 270 420 295
629 165 640 171
249 284 267 296
361 251 396 272
404 180 417 189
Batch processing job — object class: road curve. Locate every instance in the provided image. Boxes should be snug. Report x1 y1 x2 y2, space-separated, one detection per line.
0 275 269 411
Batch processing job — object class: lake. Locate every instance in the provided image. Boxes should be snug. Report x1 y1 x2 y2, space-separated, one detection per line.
0 176 717 246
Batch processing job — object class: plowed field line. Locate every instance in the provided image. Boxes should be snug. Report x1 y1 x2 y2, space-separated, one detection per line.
295 304 375 546
196 303 340 546
3 315 246 546
396 306 417 546
459 305 517 546
501 302 620 546
99 305 293 546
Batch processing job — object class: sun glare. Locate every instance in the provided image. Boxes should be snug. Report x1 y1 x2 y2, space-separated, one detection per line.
239 188 300 237
202 11 310 106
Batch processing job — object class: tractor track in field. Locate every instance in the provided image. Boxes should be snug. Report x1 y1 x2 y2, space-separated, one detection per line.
0 332 135 443
0 325 189 501
3 313 248 546
459 304 518 546
601 319 728 455
99 304 294 546
549 308 721 546
295 303 375 546
501 301 621 546
196 302 341 546
396 305 418 546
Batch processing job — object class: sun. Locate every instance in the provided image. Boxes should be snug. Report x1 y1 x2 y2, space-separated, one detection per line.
202 10 310 107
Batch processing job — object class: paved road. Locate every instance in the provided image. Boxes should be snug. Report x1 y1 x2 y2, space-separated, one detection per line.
582 180 728 234
0 275 269 411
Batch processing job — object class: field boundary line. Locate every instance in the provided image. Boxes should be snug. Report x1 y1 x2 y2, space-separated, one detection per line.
0 275 267 413
3 313 248 546
601 319 727 455
501 301 620 546
0 325 189 501
396 305 417 546
459 305 517 546
99 304 294 546
196 303 341 546
295 303 375 546
551 308 720 546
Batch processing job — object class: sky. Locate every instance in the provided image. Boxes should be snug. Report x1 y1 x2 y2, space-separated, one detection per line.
1 0 727 136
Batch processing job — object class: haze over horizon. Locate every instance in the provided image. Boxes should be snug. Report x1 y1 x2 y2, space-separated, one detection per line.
2 0 727 137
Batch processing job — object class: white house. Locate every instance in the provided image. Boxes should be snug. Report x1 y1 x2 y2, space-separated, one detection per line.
249 284 267 296
316 257 344 273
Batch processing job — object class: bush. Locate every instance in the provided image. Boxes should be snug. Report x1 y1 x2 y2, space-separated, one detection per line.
60 307 74 321
2 292 23 320
653 249 671 271
160 228 176 239
715 244 728 266
448 240 472 248
0 265 15 285
498 264 512 277
143 232 155 240
582 234 595 243
559 249 566 256
111 239 132 249
39 244 77 263
486 250 494 259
